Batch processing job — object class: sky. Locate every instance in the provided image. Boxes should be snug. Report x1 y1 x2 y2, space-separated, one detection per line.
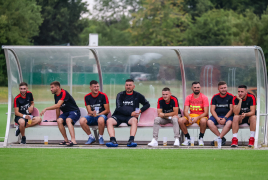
82 0 95 17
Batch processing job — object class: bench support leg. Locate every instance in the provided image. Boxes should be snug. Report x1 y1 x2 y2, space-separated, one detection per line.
93 129 99 143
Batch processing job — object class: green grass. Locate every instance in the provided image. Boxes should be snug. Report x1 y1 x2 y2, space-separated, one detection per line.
0 149 267 180
0 104 8 141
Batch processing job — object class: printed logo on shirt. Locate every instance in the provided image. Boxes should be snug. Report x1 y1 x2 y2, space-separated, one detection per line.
216 104 228 108
61 104 66 107
90 104 101 108
123 101 133 106
20 104 30 111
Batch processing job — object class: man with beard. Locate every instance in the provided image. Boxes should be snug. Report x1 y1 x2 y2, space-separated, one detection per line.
207 81 234 146
178 81 209 146
40 81 80 146
106 79 150 147
231 85 256 147
14 82 42 144
148 87 181 147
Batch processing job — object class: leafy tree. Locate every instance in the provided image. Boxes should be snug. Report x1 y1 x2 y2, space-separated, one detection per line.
182 0 214 20
258 7 268 69
130 0 189 46
33 0 89 45
0 0 43 86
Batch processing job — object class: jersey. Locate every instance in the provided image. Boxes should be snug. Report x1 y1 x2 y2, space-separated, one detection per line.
157 95 180 114
211 92 234 116
184 93 209 115
14 91 34 115
232 93 256 115
84 92 109 115
54 89 79 113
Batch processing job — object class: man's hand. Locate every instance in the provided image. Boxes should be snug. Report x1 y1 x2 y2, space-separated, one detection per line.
188 116 192 124
241 113 246 119
216 117 222 124
131 111 140 118
192 117 199 124
219 119 226 125
236 94 242 101
40 109 46 116
25 115 31 120
159 113 165 118
92 110 97 117
28 106 34 114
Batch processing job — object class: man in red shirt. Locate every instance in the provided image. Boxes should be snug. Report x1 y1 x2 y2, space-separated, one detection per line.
178 82 209 146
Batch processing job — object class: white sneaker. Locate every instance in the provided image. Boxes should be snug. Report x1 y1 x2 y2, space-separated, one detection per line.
148 138 158 147
174 138 180 146
199 138 204 146
181 138 190 146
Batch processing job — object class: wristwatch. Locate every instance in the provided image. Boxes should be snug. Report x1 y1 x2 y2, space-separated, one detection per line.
224 117 228 120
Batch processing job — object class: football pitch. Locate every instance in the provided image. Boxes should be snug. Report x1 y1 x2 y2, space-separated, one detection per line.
0 148 268 180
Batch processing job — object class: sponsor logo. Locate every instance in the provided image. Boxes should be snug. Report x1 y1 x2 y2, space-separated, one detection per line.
123 101 133 106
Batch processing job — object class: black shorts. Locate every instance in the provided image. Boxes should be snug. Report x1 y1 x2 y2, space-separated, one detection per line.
240 116 250 125
111 115 134 127
14 116 28 127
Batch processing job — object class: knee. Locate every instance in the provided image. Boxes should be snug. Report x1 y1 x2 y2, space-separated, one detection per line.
172 117 178 124
207 120 213 126
233 115 240 123
154 117 161 124
18 119 25 126
36 117 42 123
98 117 105 124
178 117 185 124
79 117 87 125
200 118 207 125
131 118 138 124
66 118 73 124
250 115 256 122
106 118 113 126
57 118 64 124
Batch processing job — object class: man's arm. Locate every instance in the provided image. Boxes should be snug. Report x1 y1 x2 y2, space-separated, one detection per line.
210 105 220 123
157 109 164 118
163 107 178 118
40 100 64 116
224 104 233 118
195 106 209 119
245 105 256 117
139 94 150 112
183 106 191 123
56 108 60 119
14 107 31 120
233 96 242 115
98 104 110 116
28 101 34 114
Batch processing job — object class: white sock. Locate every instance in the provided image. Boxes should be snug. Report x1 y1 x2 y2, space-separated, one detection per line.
250 131 255 138
233 133 238 138
99 135 103 139
218 136 221 139
88 134 94 138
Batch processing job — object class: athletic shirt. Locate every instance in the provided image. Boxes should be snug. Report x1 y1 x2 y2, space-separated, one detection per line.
84 92 109 115
54 89 79 113
232 93 256 114
157 95 181 114
14 91 33 115
211 92 234 116
184 93 209 115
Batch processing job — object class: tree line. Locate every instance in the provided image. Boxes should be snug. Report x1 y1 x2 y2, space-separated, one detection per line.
1 0 268 86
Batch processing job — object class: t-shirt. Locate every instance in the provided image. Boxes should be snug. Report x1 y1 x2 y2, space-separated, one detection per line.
157 95 181 114
211 92 234 116
84 92 109 115
184 93 209 115
14 91 34 115
232 93 256 115
54 89 79 113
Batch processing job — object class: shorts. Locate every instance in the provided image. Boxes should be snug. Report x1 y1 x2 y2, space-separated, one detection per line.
184 114 208 126
84 115 108 126
59 110 80 126
208 115 233 125
111 115 134 127
14 116 30 127
240 116 250 125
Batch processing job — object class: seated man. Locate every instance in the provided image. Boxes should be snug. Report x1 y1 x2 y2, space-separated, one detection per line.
231 85 256 147
207 81 234 146
40 81 81 146
148 87 181 147
80 80 110 145
106 79 150 147
14 82 42 144
178 81 209 146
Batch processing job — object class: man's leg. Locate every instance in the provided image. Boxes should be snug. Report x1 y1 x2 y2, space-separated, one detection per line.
198 118 207 146
66 118 77 144
18 118 26 137
98 116 105 136
231 115 242 147
80 117 92 135
171 117 180 139
152 117 164 140
248 115 256 147
128 117 138 136
57 118 68 142
26 117 42 127
207 120 220 136
219 120 232 138
178 117 189 135
106 118 118 137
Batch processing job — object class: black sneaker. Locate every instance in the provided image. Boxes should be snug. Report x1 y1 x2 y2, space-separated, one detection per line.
210 140 214 146
21 136 26 144
221 137 226 146
15 126 20 136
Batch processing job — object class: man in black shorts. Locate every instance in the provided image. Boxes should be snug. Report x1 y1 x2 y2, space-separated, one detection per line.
148 87 181 147
207 81 234 146
106 79 150 147
40 81 81 146
231 85 256 147
14 82 42 144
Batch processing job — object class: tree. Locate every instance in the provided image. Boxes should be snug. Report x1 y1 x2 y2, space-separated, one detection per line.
130 0 189 46
0 0 43 86
33 0 89 45
258 7 268 70
182 0 214 20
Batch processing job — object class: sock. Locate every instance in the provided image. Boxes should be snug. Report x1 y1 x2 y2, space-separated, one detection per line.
199 133 204 139
233 133 238 138
185 133 190 139
99 135 103 139
88 134 94 138
110 137 116 142
129 136 134 141
250 131 255 138
218 136 221 139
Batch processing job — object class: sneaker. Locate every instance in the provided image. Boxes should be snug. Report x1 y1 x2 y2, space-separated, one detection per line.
21 136 26 144
210 140 215 146
15 126 20 136
173 138 180 147
127 140 137 147
248 137 255 147
199 138 204 146
148 138 158 147
106 140 118 147
99 137 104 145
181 138 190 146
231 137 238 147
85 137 96 145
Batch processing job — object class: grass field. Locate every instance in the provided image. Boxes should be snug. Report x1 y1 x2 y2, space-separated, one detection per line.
0 148 267 180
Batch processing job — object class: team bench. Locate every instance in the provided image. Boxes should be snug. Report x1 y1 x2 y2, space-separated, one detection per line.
13 107 250 144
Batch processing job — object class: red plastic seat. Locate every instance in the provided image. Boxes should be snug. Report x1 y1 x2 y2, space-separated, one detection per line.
39 109 62 126
138 108 158 127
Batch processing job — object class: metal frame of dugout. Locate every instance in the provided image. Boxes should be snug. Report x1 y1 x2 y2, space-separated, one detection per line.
2 46 268 148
